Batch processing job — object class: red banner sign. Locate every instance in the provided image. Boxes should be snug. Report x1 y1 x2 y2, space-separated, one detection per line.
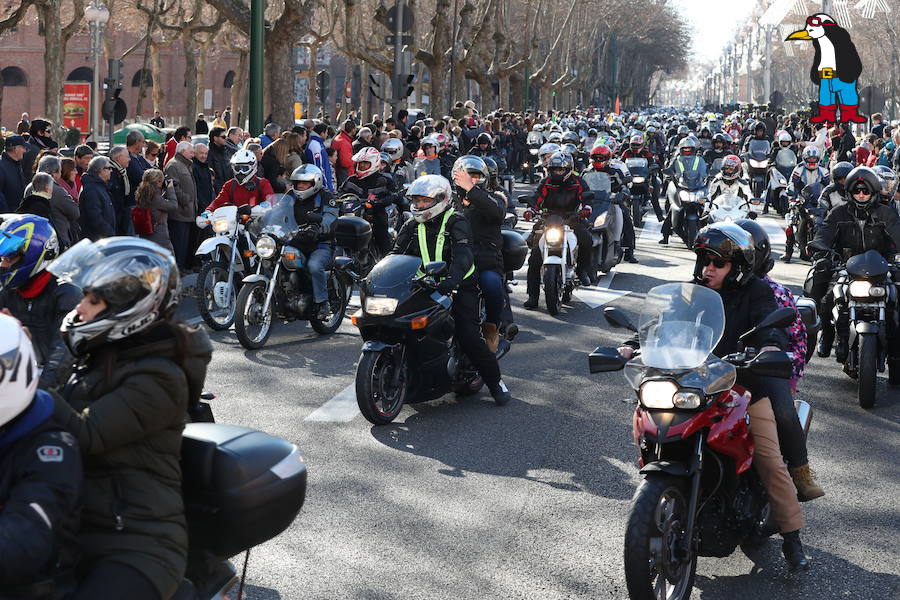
62 82 91 132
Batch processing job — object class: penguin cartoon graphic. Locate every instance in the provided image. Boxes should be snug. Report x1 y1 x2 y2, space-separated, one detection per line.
786 13 865 124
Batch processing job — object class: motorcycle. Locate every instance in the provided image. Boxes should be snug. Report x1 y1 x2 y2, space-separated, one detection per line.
234 195 354 349
743 139 770 198
587 188 623 277
339 193 389 276
193 205 260 330
666 170 708 248
348 256 512 425
522 132 544 183
767 147 796 215
785 183 823 262
587 282 807 600
625 157 652 228
706 192 755 224
809 244 896 408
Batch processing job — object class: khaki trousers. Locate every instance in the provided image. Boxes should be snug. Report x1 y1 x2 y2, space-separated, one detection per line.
748 398 806 533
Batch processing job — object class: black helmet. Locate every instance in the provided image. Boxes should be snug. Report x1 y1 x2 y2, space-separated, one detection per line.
845 166 881 210
547 151 574 184
482 156 499 189
753 122 767 136
830 161 853 184
712 132 729 147
735 218 773 276
692 223 756 287
475 132 493 149
561 131 579 145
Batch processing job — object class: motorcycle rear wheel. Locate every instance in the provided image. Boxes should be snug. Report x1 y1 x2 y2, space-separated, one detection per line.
196 260 238 330
624 474 697 600
543 264 563 316
858 333 878 409
356 349 408 425
310 273 348 334
234 281 273 349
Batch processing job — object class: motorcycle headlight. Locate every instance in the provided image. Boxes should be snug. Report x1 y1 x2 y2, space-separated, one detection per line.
529 149 539 155
256 235 277 259
673 390 702 409
749 159 767 169
593 212 608 228
849 280 885 298
639 380 678 409
632 177 646 184
364 296 398 316
545 227 563 245
212 218 231 233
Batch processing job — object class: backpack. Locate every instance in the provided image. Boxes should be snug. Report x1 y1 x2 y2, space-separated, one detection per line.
131 205 154 236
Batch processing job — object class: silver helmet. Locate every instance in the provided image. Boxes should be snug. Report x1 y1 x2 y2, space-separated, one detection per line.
407 175 452 223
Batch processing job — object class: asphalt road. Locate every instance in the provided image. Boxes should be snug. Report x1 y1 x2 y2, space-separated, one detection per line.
186 182 900 600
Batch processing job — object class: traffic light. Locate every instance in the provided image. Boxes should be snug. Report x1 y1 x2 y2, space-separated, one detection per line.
403 73 414 99
316 70 331 105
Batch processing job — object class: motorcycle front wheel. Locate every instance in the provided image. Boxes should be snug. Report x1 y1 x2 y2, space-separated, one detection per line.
234 281 273 349
624 474 697 600
356 348 408 425
684 220 700 249
196 260 238 330
858 333 878 409
632 198 644 229
543 264 563 316
310 273 349 334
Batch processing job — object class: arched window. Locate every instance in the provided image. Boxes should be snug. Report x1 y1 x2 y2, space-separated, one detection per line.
65 67 93 82
223 70 235 89
131 69 153 87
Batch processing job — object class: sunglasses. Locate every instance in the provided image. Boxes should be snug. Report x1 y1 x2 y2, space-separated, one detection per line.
851 188 871 196
805 16 836 27
700 255 732 269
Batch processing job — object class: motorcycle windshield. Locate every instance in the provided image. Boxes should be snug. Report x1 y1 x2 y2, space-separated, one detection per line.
775 148 797 168
800 183 823 204
709 158 723 176
257 195 299 240
583 170 612 196
636 283 725 370
715 193 744 210
677 170 704 191
625 158 648 170
364 254 423 300
846 250 890 279
748 140 769 160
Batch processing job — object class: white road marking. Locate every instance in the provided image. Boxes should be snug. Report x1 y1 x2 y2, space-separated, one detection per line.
638 218 662 245
304 384 358 422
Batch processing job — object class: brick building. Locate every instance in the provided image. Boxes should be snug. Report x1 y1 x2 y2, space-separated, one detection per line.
0 20 241 131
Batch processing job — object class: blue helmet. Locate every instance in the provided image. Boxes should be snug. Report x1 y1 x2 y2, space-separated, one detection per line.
0 215 60 291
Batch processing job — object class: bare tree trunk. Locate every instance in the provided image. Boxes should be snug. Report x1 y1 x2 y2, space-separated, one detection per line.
183 36 198 126
361 61 371 122
150 43 166 117
307 42 319 117
265 32 302 127
231 49 249 126
196 41 209 116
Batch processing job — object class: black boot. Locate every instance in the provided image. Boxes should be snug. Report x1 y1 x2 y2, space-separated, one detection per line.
817 326 834 358
523 296 538 310
782 531 810 572
488 379 511 406
658 236 669 245
624 248 638 263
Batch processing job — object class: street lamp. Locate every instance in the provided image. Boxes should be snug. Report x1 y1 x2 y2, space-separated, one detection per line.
85 0 109 141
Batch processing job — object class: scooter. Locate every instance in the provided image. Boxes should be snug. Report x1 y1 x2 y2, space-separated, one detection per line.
767 146 796 215
666 170 708 248
624 157 651 228
589 190 624 278
743 139 771 198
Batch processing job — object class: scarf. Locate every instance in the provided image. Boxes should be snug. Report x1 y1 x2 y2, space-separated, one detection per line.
114 162 130 196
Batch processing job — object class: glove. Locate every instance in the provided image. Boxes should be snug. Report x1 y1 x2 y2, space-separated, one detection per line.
579 207 592 219
237 204 252 216
523 210 534 221
436 279 456 295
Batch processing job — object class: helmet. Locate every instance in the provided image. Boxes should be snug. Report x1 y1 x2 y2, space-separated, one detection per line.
475 132 493 149
874 165 897 197
452 155 489 184
378 152 391 167
561 143 578 156
352 146 382 179
777 131 792 145
289 164 324 200
230 149 258 186
434 133 450 149
48 237 180 356
587 128 597 137
677 136 699 156
605 137 619 154
547 151 574 184
692 223 756 287
532 123 544 132
550 123 562 132
712 132 729 147
590 145 611 165
720 155 742 181
407 175 452 223
735 218 774 276
547 132 562 144
381 138 404 162
562 131 579 145
538 143 560 160
677 125 689 136
629 134 644 151
482 156 499 189
0 313 39 428
844 166 881 210
0 215 60 291
801 146 821 170
753 122 767 136
830 161 853 184
421 135 439 155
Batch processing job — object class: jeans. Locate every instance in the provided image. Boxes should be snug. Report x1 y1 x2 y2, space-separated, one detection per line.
454 281 501 386
477 269 505 326
819 77 859 106
168 220 192 268
68 560 159 600
306 246 333 303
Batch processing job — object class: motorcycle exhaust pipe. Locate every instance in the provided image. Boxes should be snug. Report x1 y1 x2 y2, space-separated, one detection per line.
794 399 813 435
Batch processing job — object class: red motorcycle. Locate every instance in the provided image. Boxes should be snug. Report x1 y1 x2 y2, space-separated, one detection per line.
588 282 811 600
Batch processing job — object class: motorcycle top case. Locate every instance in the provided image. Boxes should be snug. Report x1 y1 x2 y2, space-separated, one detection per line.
334 215 373 251
501 229 528 272
181 423 307 558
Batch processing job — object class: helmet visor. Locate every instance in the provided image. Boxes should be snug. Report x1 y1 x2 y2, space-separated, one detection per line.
233 163 254 176
0 231 26 259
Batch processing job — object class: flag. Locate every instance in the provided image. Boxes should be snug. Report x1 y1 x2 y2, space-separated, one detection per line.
614 97 621 115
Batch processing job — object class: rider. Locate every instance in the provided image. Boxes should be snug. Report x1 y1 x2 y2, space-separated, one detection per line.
392 174 511 405
204 148 275 212
808 166 900 380
0 313 82 598
618 222 811 571
524 151 593 307
537 143 561 178
287 164 340 321
703 132 731 168
708 154 752 202
816 161 853 225
873 165 898 211
659 136 708 245
340 146 398 257
742 121 772 152
413 136 443 177
584 145 638 263
48 237 213 600
789 146 829 199
736 218 825 501
769 131 796 162
0 215 80 390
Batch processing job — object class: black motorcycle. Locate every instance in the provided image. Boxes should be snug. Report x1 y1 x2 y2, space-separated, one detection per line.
346 256 511 425
625 157 651 228
743 139 770 198
785 183 823 262
665 170 707 248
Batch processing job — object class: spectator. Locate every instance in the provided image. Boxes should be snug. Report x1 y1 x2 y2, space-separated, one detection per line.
206 126 234 192
867 139 883 167
164 126 191 166
245 142 263 163
108 146 133 236
30 148 60 177
396 109 410 138
163 141 198 269
134 168 177 253
326 147 337 171
195 113 209 135
149 111 166 128
259 122 281 148
16 172 53 219
225 127 243 152
0 135 27 213
283 131 306 177
145 140 162 168
126 130 153 193
260 135 293 193
211 111 227 129
23 155 80 248
871 113 886 139
59 157 79 201
352 127 373 153
192 143 215 222
23 119 58 181
16 112 29 134
223 106 232 127
73 144 94 193
78 156 116 241
305 122 333 191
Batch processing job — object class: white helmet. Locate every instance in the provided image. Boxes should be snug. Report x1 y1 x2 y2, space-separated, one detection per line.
547 131 562 143
0 313 39 428
538 143 561 160
778 131 792 144
289 164 324 200
352 146 382 179
230 149 258 185
407 175 452 223
532 124 544 132
381 138 404 162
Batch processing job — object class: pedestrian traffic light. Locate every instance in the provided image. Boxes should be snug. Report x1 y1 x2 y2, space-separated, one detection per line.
104 59 124 103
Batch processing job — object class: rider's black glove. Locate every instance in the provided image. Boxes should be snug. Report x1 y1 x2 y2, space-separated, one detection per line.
436 279 457 295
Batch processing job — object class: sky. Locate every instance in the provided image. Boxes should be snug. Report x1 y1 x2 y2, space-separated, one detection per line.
676 0 757 63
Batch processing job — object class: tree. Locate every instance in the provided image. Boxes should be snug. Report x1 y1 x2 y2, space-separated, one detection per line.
0 1 36 121
33 0 86 128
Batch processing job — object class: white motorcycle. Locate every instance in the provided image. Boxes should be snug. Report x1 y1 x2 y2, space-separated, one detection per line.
706 192 755 224
537 212 579 316
194 205 260 330
767 147 796 215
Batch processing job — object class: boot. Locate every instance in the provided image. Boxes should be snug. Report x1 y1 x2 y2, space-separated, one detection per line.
481 322 500 354
658 235 669 245
789 464 825 502
624 248 639 264
810 104 836 124
839 104 867 124
781 531 810 572
523 296 539 310
817 326 834 358
835 337 848 364
488 379 511 406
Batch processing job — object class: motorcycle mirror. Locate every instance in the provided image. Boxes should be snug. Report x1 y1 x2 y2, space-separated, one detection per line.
807 239 830 254
747 349 793 379
423 261 449 278
588 346 628 373
518 195 535 205
603 306 638 332
334 256 355 271
739 306 795 342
